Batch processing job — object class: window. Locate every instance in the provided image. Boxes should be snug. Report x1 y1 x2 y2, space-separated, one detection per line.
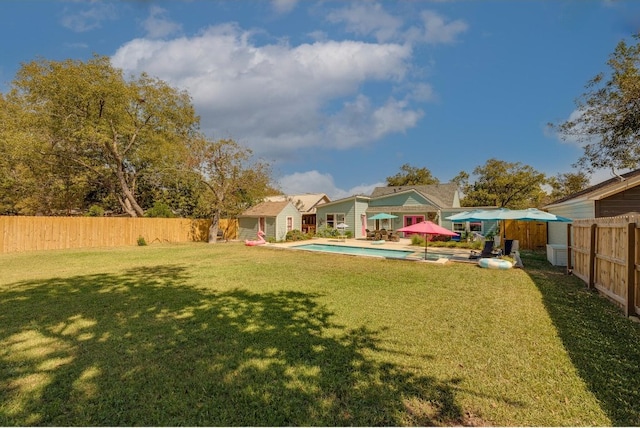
469 222 482 232
453 223 465 233
326 213 345 228
286 216 293 232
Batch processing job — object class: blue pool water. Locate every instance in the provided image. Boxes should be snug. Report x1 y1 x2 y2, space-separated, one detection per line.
292 243 416 259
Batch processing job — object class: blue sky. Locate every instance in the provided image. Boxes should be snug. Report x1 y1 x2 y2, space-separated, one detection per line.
2 1 639 199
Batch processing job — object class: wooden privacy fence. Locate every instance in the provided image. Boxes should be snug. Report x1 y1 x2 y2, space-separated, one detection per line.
501 220 547 250
569 215 639 317
0 216 239 254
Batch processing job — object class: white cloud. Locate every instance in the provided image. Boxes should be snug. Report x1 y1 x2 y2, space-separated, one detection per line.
407 10 468 45
548 109 597 147
60 3 117 32
271 0 298 14
277 170 383 199
326 2 403 43
327 3 467 46
111 24 421 158
142 6 182 39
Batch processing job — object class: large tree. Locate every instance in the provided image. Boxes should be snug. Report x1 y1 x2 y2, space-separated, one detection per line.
8 55 199 216
547 171 590 201
458 158 547 208
386 164 439 186
188 138 274 243
554 34 640 174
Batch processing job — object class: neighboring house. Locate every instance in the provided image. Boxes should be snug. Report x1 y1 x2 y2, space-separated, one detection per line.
264 193 330 234
544 168 640 265
315 183 476 240
237 200 301 242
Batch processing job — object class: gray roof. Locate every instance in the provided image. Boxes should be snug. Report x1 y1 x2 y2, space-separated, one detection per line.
370 183 459 208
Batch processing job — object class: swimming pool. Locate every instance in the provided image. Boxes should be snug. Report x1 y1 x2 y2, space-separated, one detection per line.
291 243 416 260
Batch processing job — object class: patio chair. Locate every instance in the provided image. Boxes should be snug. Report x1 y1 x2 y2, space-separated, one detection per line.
469 240 498 259
504 239 515 256
380 229 388 240
365 229 376 240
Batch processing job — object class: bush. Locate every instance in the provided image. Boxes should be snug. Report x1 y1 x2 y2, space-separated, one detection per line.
315 226 340 238
137 236 147 246
86 205 104 217
285 229 311 242
144 202 175 218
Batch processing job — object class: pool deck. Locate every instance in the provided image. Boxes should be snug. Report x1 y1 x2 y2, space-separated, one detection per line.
267 237 477 264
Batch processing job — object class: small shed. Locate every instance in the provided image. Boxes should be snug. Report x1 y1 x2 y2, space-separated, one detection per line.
237 200 302 242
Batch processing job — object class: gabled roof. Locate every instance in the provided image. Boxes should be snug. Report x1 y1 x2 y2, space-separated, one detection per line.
545 168 640 208
239 200 292 217
264 193 330 213
370 183 459 208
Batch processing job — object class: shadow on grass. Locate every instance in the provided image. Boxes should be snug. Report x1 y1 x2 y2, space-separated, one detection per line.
0 265 467 426
524 252 640 426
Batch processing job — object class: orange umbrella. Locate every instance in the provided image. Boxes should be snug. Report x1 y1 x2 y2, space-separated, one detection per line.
397 221 458 259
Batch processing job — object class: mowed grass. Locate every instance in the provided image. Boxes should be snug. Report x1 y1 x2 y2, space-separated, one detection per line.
0 242 639 426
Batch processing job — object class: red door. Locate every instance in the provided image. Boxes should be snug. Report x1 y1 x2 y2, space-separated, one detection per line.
402 215 425 237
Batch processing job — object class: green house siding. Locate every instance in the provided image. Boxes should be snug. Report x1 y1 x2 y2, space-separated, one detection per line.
238 218 260 241
274 204 302 241
369 192 434 208
316 197 370 238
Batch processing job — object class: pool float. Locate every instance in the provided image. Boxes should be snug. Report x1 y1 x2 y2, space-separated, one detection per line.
245 231 266 246
478 257 513 270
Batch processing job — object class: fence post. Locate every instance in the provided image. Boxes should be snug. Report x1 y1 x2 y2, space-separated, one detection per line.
566 223 573 275
626 222 637 317
588 223 597 289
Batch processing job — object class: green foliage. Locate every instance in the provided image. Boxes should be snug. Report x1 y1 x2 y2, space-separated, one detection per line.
187 138 274 242
144 201 175 218
459 158 547 208
86 205 104 217
285 229 312 242
547 171 591 201
386 163 439 186
553 33 640 173
315 226 340 238
4 55 201 217
136 236 147 246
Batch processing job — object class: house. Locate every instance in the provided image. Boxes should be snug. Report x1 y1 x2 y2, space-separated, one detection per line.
237 200 301 242
544 168 640 265
264 193 330 234
315 183 475 239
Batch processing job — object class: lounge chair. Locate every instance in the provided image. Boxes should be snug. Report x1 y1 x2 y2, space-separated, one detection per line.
365 229 376 240
469 240 498 259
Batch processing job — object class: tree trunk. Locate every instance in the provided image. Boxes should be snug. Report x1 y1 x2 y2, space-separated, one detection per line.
208 210 221 243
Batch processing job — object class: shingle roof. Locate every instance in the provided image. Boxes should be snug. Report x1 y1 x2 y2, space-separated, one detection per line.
240 200 290 217
370 183 459 208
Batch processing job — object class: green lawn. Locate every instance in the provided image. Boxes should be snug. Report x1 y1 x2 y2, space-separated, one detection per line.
0 242 639 426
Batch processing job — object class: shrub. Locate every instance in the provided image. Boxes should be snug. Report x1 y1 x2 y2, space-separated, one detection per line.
137 236 147 246
315 226 340 238
285 229 310 242
144 202 175 218
86 205 104 217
